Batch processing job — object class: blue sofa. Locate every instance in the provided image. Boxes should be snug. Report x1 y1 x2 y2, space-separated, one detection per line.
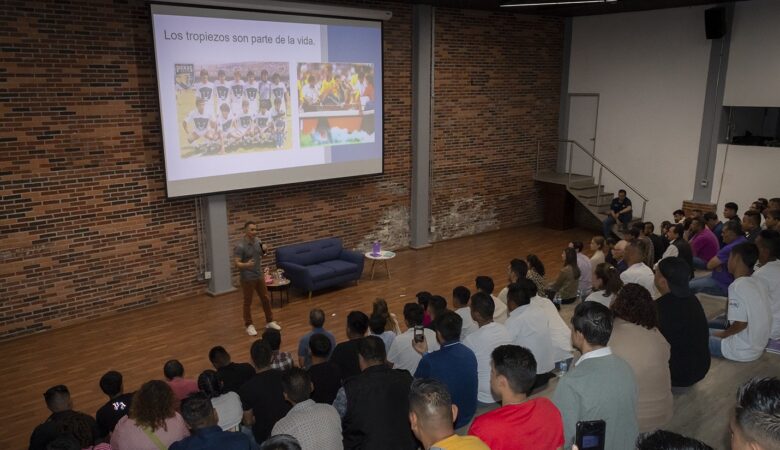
275 238 364 298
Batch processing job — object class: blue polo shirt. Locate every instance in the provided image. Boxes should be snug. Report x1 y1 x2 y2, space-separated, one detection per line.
297 327 336 368
414 341 478 429
169 425 252 450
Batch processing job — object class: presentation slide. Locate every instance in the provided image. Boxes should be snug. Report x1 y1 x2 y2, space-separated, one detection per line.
151 4 383 197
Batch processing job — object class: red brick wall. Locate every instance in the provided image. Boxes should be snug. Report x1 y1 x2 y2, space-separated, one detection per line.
0 1 562 339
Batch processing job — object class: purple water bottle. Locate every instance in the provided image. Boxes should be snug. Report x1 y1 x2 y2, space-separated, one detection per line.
372 240 381 256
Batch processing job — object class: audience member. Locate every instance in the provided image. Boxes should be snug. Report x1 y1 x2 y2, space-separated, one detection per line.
413 311 478 429
369 313 396 351
208 346 254 394
164 360 199 410
111 380 189 450
56 412 109 450
570 241 593 295
387 303 440 374
452 285 478 340
613 239 629 273
197 370 242 432
549 248 581 304
753 230 780 339
609 283 673 432
469 345 564 450
673 209 685 224
30 385 100 450
96 371 133 438
731 377 780 450
724 201 740 223
585 262 622 307
475 276 507 323
655 258 711 390
409 379 489 450
428 295 449 326
688 216 719 270
296 309 336 369
770 197 780 211
743 210 762 243
620 240 658 298
589 236 606 271
342 336 415 450
633 224 656 267
504 283 554 391
765 208 780 232
690 220 747 296
603 189 633 237
330 311 369 382
518 278 574 365
170 392 252 450
525 254 548 297
372 298 402 334
659 223 692 268
645 221 667 262
263 329 295 371
709 243 772 362
271 368 341 450
463 292 512 404
306 333 342 404
259 434 301 450
703 211 724 247
635 430 713 450
497 259 528 304
238 339 291 444
552 302 638 450
417 291 434 328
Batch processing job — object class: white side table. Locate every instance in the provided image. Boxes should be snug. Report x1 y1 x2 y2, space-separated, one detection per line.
364 250 396 280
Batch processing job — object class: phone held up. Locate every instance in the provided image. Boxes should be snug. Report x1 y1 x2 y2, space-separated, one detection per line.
575 420 606 450
413 325 425 343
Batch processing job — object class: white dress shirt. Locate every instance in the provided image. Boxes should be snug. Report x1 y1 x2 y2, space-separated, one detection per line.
753 260 780 339
505 304 555 374
491 294 508 324
620 262 659 298
530 295 574 362
387 327 440 374
574 346 613 367
463 322 512 403
455 306 479 340
577 252 593 294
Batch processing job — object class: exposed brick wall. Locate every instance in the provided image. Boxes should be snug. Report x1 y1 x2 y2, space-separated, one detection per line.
682 200 717 217
0 0 562 339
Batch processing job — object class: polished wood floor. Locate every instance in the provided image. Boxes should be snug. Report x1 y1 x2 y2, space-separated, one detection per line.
1 225 777 449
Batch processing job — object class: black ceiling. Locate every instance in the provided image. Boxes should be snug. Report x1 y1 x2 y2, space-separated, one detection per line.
415 0 743 16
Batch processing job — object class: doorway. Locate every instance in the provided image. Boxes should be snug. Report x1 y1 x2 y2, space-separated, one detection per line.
565 94 599 176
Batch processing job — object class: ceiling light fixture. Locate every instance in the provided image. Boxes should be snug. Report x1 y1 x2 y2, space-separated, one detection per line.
501 0 618 7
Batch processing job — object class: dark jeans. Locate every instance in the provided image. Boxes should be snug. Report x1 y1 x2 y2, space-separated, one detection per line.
603 213 632 237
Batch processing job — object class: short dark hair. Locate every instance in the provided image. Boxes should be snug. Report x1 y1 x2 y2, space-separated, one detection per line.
416 291 432 310
703 211 718 222
44 385 70 410
369 313 388 335
309 308 325 328
433 311 462 342
735 377 780 448
636 430 713 450
163 360 184 379
197 370 223 398
644 221 655 232
475 276 495 294
611 283 658 329
730 243 759 271
570 241 584 252
757 229 780 259
670 223 684 238
527 254 545 277
250 339 273 368
403 303 424 327
452 286 471 307
429 295 448 316
99 371 123 397
628 227 641 239
744 210 762 227
618 189 627 195
725 202 738 212
723 219 743 236
517 277 538 298
509 259 529 278
244 221 256 230
208 346 230 366
260 434 302 450
180 392 214 430
262 329 282 351
492 345 537 395
44 436 81 450
505 282 530 309
768 209 780 221
469 292 494 321
308 333 332 357
347 311 369 336
281 368 311 404
357 336 386 363
571 301 613 346
408 378 453 424
673 209 684 217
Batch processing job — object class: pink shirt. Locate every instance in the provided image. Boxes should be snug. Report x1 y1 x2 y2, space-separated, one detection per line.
167 377 199 409
110 413 189 450
689 227 719 262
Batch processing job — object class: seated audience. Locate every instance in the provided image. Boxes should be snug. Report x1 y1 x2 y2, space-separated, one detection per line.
417 291 434 328
369 313 396 351
372 298 402 335
633 224 656 267
263 329 294 371
660 221 673 248
170 393 252 450
497 258 528 305
673 209 685 224
30 385 100 450
613 239 629 273
730 377 780 450
56 412 110 450
342 336 415 450
689 216 720 270
96 371 133 438
111 380 189 450
754 230 780 339
238 339 291 444
659 224 693 275
260 434 301 450
743 210 761 243
518 279 574 364
504 283 555 391
770 197 780 211
412 311 478 429
703 211 724 247
709 243 772 362
469 345 564 450
602 189 633 237
724 201 740 223
306 333 342 404
197 370 242 432
525 254 548 297
585 262 622 307
330 311 369 382
271 368 341 450
645 222 667 262
589 236 606 271
620 240 658 298
604 237 618 266
475 276 507 323
654 257 711 389
765 208 780 232
463 292 512 404
690 220 747 296
387 303 440 374
428 295 449 326
552 302 639 450
609 284 673 432
452 285 478 340
636 430 713 450
164 360 199 410
208 346 254 394
409 379 489 450
296 309 336 369
570 241 593 295
549 247 581 305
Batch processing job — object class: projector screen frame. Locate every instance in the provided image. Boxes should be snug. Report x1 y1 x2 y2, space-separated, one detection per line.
149 1 387 199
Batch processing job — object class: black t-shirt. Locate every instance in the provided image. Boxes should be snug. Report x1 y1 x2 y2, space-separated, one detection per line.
330 339 362 382
657 292 711 387
29 410 100 450
610 197 632 215
308 361 342 404
238 370 291 443
218 362 255 393
95 392 133 437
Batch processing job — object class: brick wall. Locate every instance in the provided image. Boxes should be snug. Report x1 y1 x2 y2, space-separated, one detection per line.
682 200 717 217
0 0 562 339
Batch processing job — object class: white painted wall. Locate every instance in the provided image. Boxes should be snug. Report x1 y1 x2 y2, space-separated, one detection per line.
723 0 780 107
568 6 712 226
710 144 780 217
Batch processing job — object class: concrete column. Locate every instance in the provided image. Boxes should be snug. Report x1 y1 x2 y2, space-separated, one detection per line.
204 194 236 296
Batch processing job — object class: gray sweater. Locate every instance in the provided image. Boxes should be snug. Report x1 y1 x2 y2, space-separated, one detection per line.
552 352 639 450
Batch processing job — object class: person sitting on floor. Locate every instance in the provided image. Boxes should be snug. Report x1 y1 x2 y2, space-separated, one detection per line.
387 303 440 374
636 430 713 450
570 241 593 297
452 285 478 340
525 254 548 297
690 220 747 297
497 258 528 305
263 329 295 371
688 216 720 270
369 313 396 351
330 311 368 382
585 262 623 308
475 275 507 323
549 248 581 305
753 230 780 340
164 360 199 411
30 385 100 450
170 392 252 450
743 210 762 243
613 239 629 273
463 292 512 405
645 222 666 263
659 224 693 278
306 333 341 404
208 346 255 394
96 371 133 439
296 309 336 369
730 377 780 450
620 240 658 298
111 380 190 450
427 295 449 328
197 370 242 432
589 236 606 272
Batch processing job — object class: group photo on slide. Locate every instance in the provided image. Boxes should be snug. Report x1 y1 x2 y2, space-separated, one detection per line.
297 62 376 147
176 62 293 157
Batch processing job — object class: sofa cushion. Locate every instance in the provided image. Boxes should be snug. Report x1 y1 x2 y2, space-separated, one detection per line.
306 263 337 282
276 238 343 266
319 260 359 277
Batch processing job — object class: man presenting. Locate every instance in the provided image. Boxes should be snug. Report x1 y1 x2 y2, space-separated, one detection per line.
234 221 280 336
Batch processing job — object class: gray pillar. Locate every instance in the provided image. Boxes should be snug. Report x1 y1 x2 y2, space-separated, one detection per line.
205 194 236 296
410 4 433 249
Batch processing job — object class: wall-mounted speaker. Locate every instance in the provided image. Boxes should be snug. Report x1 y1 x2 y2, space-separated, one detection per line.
705 7 726 40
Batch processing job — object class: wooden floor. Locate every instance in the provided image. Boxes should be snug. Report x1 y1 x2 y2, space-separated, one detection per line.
1 225 777 449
